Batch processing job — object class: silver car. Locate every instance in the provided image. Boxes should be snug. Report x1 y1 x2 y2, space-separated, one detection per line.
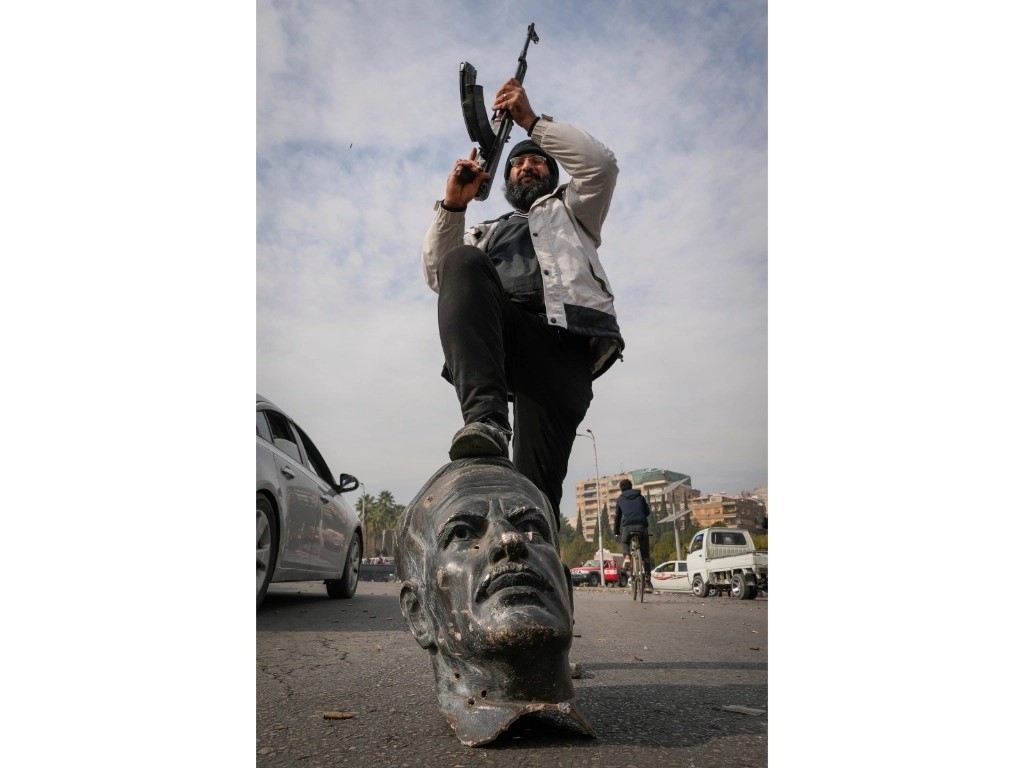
257 394 363 608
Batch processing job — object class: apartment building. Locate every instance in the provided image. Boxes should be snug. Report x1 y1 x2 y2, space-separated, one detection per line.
573 468 698 543
688 493 767 533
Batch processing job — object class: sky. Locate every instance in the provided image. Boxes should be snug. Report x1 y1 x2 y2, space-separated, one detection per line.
256 0 768 521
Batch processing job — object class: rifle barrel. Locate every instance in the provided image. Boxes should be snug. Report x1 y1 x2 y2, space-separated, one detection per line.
467 23 540 201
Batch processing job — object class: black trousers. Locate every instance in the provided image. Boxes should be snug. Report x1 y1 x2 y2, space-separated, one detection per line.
619 524 652 573
436 245 594 514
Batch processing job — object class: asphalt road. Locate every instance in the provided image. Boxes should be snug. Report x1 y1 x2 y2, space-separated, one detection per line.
257 580 768 767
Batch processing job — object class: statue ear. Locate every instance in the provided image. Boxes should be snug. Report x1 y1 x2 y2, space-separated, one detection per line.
400 583 436 650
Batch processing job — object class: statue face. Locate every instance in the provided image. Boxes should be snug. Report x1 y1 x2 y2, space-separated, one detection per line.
397 459 595 747
416 464 572 658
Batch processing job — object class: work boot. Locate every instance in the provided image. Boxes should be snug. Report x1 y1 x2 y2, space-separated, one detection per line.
449 420 511 460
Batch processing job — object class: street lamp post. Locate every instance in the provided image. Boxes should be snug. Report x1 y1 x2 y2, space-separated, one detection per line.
666 492 682 562
575 428 605 587
653 480 692 561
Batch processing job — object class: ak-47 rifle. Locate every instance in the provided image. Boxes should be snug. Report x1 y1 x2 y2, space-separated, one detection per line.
457 23 540 200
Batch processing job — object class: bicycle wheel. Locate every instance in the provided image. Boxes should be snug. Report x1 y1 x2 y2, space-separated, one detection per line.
630 535 641 601
638 553 646 603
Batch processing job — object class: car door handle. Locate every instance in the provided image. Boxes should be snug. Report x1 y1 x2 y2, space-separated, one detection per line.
319 494 330 503
281 466 295 479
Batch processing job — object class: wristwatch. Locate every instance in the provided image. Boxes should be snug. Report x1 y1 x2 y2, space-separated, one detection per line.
528 114 553 137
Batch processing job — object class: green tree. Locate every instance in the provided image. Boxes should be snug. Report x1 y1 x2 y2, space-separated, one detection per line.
558 514 578 543
599 505 614 550
356 492 374 523
652 531 679 565
362 495 382 556
559 536 593 569
363 490 404 556
376 489 396 514
356 492 376 554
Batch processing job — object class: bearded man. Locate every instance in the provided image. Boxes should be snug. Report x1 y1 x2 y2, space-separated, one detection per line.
421 78 623 518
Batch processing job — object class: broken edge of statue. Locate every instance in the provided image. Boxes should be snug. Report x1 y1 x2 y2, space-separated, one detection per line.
395 456 596 747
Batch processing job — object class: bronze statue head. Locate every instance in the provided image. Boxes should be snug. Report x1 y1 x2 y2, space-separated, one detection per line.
396 456 594 746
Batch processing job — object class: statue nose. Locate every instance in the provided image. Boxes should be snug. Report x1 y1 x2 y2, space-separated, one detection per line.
489 529 528 562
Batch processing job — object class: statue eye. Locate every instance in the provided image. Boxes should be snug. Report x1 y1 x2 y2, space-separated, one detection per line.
517 518 548 541
444 521 479 546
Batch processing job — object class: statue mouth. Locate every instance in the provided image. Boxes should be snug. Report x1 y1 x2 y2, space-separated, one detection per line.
477 563 552 602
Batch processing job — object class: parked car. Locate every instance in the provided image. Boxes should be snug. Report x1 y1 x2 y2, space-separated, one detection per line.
257 394 363 608
650 560 690 593
569 557 627 587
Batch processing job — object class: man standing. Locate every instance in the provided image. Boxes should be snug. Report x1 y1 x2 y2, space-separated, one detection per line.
421 78 623 516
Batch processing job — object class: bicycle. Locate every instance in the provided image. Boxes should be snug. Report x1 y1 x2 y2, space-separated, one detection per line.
628 532 646 603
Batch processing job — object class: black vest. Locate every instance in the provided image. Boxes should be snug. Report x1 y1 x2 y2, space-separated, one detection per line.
484 212 544 313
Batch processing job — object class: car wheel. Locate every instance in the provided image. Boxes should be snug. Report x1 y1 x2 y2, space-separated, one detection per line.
587 573 599 587
692 575 709 598
326 535 361 599
257 496 278 610
618 573 628 587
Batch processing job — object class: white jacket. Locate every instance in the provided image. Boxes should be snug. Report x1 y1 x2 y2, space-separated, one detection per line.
421 117 624 378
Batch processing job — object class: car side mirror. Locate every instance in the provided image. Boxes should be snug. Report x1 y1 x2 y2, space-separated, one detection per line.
337 473 359 493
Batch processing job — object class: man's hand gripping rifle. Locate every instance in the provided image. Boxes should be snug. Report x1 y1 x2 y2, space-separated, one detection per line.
457 23 539 201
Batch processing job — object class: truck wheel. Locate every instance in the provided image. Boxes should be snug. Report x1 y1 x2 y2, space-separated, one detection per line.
587 573 599 587
730 574 747 599
692 575 709 598
731 574 756 599
618 573 628 587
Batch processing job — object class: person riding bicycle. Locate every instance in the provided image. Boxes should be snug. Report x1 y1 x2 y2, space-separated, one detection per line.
613 478 653 592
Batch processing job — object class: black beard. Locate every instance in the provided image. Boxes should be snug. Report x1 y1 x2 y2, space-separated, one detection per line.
504 174 557 212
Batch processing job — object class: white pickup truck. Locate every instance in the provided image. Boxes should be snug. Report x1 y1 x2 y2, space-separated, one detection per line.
686 527 767 599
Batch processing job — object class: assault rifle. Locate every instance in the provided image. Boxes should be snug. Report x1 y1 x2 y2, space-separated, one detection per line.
457 23 540 200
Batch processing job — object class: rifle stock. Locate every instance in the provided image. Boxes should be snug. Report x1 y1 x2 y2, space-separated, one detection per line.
457 23 540 200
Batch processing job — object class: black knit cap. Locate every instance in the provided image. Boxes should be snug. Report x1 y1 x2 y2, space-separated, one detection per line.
504 140 559 185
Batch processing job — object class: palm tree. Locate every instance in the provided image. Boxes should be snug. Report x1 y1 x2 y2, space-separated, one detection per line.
385 503 405 555
356 492 375 525
376 490 396 513
375 490 397 554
